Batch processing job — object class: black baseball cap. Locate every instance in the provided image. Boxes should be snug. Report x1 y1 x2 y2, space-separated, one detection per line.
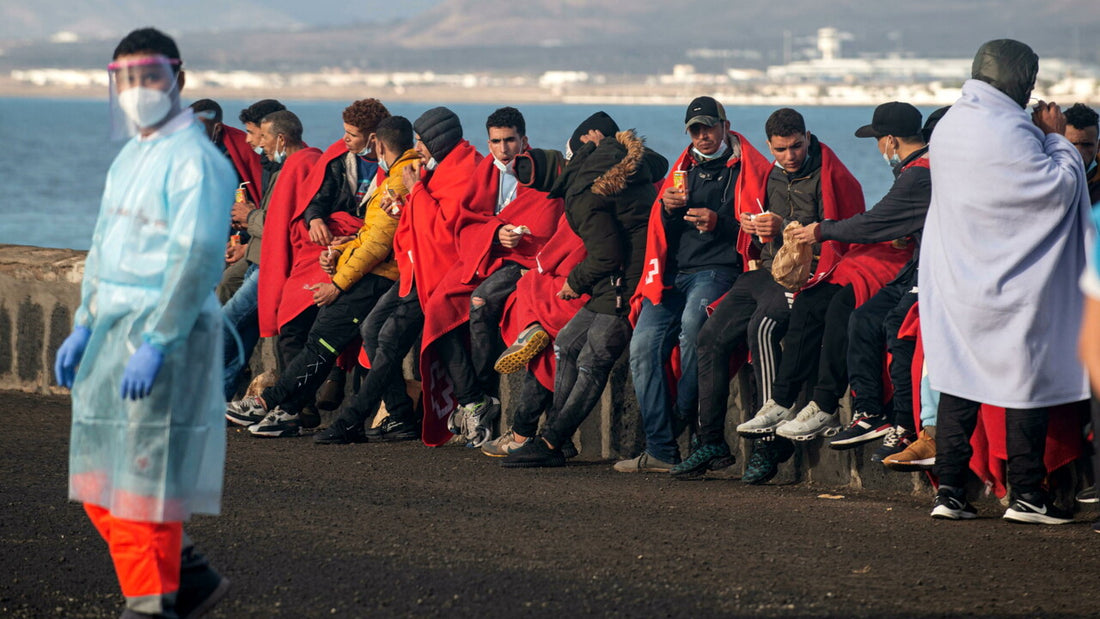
854 102 922 138
685 96 727 129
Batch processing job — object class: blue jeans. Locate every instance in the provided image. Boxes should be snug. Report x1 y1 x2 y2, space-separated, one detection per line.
629 269 735 463
222 263 260 400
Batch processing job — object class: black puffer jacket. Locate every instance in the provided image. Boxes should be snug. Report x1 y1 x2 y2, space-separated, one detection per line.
556 131 669 315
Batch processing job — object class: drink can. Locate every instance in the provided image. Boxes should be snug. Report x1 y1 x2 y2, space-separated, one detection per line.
235 181 251 203
672 170 687 190
229 233 241 246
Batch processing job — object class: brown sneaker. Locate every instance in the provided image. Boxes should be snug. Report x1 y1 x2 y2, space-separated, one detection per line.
883 427 936 472
494 324 550 374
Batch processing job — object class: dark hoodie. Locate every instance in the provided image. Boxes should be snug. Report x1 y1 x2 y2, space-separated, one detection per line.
554 130 669 315
971 39 1038 109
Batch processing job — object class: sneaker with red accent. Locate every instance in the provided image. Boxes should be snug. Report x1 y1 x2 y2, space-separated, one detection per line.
828 412 892 450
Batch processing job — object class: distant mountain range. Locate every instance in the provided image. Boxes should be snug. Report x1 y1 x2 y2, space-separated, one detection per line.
2 0 1098 74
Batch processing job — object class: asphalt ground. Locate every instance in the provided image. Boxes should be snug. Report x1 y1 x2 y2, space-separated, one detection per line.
2 390 1098 618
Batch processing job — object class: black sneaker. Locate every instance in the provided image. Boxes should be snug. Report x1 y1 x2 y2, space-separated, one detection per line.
299 404 321 429
1003 492 1074 525
313 418 368 445
871 426 914 462
742 436 794 485
670 442 735 479
828 413 891 450
1076 486 1099 504
176 547 230 619
364 416 420 442
1092 518 1100 534
561 440 579 460
501 437 566 468
930 487 978 520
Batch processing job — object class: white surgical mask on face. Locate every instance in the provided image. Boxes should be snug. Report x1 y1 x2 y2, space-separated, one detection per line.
358 144 371 157
692 139 728 162
253 145 264 155
117 86 172 128
493 157 514 175
425 157 438 171
379 154 390 173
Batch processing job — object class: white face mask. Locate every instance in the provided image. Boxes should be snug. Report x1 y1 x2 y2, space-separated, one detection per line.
253 145 264 156
357 144 372 157
692 138 728 162
424 157 438 171
493 157 514 175
378 154 390 173
117 86 173 129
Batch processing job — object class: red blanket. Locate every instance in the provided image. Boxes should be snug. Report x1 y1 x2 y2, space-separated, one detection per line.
631 132 771 324
900 303 1084 497
390 141 482 446
257 143 362 336
421 154 564 356
222 125 263 204
498 213 589 390
394 140 482 297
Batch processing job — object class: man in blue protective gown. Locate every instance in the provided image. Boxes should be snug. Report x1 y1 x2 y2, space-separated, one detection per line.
54 28 236 618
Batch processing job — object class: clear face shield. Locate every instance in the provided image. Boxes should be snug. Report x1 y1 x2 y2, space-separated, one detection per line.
108 54 182 140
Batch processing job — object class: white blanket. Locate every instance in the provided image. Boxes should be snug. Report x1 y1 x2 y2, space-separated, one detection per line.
919 79 1093 408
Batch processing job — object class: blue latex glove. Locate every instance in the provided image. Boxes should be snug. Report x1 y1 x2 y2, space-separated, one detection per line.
120 342 165 400
55 326 91 388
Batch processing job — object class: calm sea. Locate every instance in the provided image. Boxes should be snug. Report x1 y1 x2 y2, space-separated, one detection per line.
0 97 931 250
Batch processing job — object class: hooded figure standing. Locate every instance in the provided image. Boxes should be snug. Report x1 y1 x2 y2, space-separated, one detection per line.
54 28 236 617
920 39 1093 524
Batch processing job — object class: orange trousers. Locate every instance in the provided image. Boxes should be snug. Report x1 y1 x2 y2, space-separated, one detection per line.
84 503 182 606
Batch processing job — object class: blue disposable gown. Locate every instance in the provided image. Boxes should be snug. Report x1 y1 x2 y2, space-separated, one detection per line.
69 115 236 522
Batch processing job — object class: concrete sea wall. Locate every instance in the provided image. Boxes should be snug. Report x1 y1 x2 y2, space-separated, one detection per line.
0 244 923 493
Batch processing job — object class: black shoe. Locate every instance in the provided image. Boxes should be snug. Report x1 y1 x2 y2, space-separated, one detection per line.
828 413 891 450
1003 491 1074 525
1092 518 1100 534
501 437 566 468
313 418 367 445
176 547 230 619
364 416 420 442
561 439 579 460
742 436 793 485
931 487 978 520
670 442 735 479
299 404 321 429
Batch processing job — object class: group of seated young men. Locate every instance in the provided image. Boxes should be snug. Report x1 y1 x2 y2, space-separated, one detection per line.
199 56 1100 525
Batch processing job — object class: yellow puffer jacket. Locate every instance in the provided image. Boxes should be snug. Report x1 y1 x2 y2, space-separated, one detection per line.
331 149 419 291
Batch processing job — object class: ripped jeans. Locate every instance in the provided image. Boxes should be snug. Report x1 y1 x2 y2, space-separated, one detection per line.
541 308 632 450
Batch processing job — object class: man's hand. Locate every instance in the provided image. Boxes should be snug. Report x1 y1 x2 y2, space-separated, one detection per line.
752 212 782 238
380 194 403 220
231 200 255 228
1032 100 1067 136
558 281 580 300
331 235 355 246
789 222 821 244
684 208 717 233
225 242 247 264
308 219 333 246
319 247 341 275
308 282 340 307
662 186 687 213
498 224 523 248
739 212 758 235
401 165 420 192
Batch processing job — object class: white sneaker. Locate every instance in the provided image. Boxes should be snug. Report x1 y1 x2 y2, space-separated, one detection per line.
736 399 794 436
776 402 841 441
